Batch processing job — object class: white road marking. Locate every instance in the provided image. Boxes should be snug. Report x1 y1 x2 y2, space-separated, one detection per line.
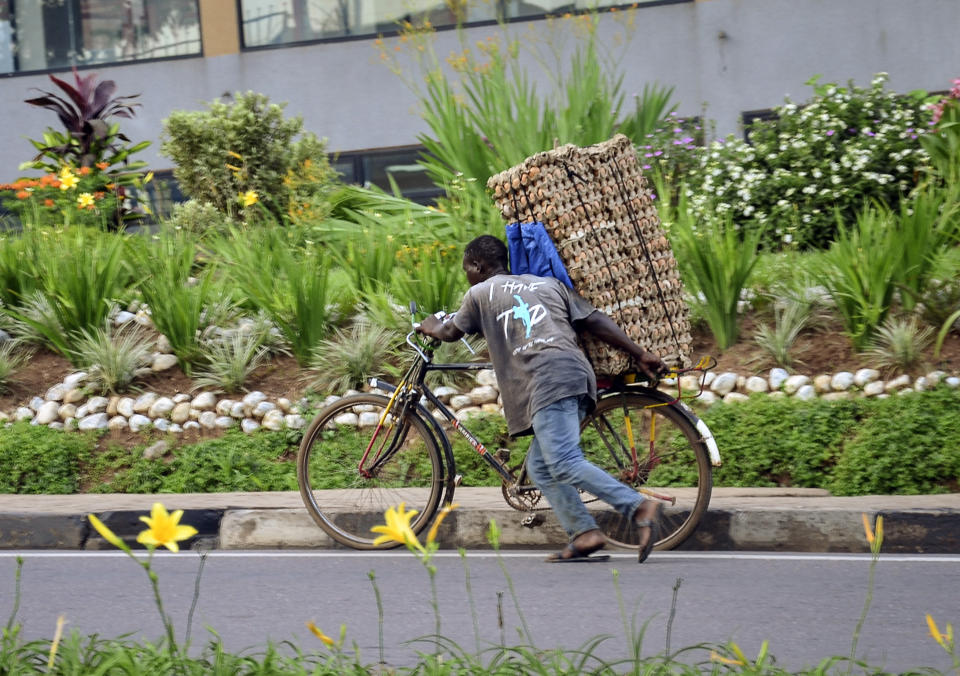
1 551 958 563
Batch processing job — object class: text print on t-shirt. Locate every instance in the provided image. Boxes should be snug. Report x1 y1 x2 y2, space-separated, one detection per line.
492 280 548 346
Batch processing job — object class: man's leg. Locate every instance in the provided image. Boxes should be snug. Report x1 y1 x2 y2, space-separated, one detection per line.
525 433 598 539
531 396 644 522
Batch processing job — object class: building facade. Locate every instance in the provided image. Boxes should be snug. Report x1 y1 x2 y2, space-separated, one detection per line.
1 0 958 194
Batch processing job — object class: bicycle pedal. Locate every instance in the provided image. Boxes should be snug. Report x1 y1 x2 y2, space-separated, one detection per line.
520 513 545 528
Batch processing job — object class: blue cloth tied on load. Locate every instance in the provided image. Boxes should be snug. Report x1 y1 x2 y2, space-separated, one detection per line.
505 221 574 289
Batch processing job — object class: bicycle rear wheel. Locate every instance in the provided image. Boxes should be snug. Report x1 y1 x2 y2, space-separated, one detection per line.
579 391 712 551
297 393 445 549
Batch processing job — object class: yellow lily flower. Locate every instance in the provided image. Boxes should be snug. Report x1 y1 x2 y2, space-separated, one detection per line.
77 192 95 208
861 513 884 554
241 190 259 207
136 503 198 552
371 503 422 550
305 620 335 646
59 171 79 190
927 613 954 650
88 514 126 550
425 502 459 546
861 513 875 545
710 650 746 666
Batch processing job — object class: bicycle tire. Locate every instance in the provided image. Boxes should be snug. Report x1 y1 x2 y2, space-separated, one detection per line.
579 390 712 551
297 393 445 549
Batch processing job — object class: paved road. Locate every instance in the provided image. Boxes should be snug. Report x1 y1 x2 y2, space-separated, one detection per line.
1 550 958 672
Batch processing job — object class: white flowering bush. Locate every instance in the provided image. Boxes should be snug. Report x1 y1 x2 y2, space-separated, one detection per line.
672 73 934 250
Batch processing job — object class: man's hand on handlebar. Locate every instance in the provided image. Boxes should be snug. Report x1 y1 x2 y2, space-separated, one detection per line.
416 311 465 343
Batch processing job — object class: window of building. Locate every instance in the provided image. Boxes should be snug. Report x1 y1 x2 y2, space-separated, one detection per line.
0 0 201 75
333 145 443 205
239 0 668 48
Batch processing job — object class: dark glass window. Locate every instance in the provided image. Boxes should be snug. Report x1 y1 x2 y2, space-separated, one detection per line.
0 0 201 75
333 146 442 205
239 1 664 48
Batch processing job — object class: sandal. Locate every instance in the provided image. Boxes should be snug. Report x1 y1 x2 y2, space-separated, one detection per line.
636 501 663 564
545 530 610 563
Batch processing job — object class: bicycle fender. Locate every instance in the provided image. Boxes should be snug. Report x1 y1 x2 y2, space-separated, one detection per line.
626 388 722 467
415 401 458 505
369 378 458 504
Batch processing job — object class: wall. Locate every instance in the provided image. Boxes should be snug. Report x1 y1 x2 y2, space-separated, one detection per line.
1 0 957 181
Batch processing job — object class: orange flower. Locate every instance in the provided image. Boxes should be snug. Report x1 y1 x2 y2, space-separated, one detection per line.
93 191 105 199
40 173 58 186
78 166 91 176
44 199 55 208
96 161 109 170
15 190 30 199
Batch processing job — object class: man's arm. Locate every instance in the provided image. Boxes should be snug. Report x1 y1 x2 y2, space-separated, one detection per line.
579 311 668 380
417 313 465 342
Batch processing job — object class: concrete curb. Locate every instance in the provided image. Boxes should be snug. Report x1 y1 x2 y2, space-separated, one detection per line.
1 489 958 553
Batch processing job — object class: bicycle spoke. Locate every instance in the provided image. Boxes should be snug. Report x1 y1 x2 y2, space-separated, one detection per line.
298 394 444 549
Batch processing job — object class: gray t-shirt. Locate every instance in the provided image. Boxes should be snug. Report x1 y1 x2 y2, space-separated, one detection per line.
453 274 597 436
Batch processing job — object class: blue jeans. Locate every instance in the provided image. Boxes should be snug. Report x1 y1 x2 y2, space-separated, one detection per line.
525 395 645 540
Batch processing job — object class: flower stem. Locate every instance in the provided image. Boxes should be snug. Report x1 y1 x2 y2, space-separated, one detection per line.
368 570 385 667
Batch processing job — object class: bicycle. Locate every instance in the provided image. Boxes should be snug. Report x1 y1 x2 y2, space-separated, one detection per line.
297 304 721 552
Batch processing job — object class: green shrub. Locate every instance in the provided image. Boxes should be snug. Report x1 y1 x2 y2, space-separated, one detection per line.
814 207 901 349
0 423 95 494
4 70 151 229
213 227 339 364
701 396 863 488
831 388 960 495
127 229 216 375
308 317 401 395
193 331 271 394
90 431 299 494
73 323 153 394
681 73 932 249
161 91 336 221
7 227 135 360
0 342 31 393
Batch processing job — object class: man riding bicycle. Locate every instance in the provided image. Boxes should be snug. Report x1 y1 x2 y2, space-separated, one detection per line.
417 235 668 563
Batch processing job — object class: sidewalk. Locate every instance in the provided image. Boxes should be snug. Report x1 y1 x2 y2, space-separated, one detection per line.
1 488 958 553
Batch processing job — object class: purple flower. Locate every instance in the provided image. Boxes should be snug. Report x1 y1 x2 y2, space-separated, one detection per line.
651 193 658 200
642 164 652 170
681 136 694 144
654 150 663 156
826 130 835 136
685 145 696 150
848 128 858 134
644 152 654 157
673 140 683 145
864 131 875 136
673 128 682 134
911 134 917 139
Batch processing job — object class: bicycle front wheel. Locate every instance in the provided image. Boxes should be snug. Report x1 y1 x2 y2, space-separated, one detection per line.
579 391 712 551
297 393 445 549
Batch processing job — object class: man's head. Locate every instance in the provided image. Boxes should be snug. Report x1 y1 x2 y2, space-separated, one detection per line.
462 235 509 286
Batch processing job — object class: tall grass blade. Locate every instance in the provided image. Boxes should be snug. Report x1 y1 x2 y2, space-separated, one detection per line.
665 192 760 350
816 207 901 350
